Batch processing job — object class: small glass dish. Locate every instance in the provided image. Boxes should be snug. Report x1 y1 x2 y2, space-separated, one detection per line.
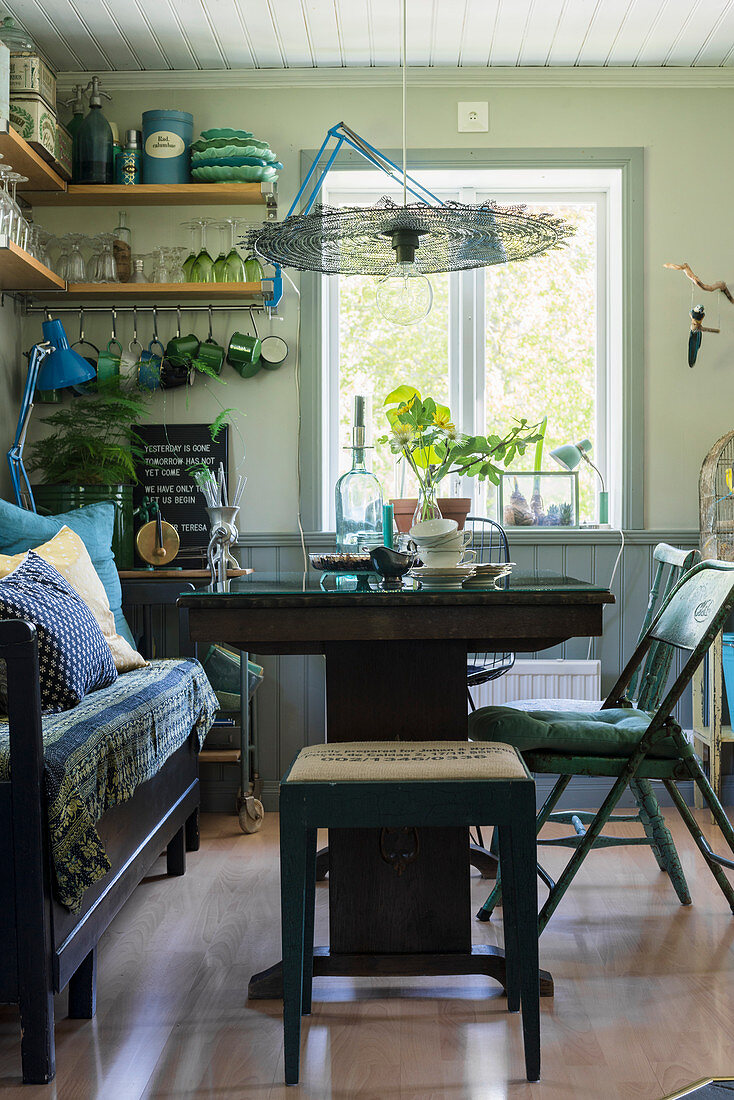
309 553 373 573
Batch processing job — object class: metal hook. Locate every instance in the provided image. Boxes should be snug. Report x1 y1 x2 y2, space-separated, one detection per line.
78 307 84 343
208 304 213 342
129 304 143 356
111 306 117 343
249 306 259 340
152 305 159 343
176 304 181 338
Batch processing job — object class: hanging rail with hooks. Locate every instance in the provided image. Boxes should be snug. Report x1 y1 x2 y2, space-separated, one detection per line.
23 302 271 317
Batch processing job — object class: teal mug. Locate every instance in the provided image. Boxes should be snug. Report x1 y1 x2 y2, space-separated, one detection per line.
227 330 261 378
138 338 164 390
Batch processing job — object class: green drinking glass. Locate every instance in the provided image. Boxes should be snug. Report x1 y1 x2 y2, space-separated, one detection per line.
192 217 215 283
180 220 199 282
212 220 230 282
224 217 246 282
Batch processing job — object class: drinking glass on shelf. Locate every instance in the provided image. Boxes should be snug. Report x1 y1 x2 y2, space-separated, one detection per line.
90 233 118 283
7 172 29 248
150 246 170 283
0 165 16 237
192 218 215 283
64 234 88 282
168 246 187 283
211 221 229 282
49 234 70 279
224 217 246 282
180 220 199 281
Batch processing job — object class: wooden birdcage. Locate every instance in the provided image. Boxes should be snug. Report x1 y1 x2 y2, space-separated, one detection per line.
700 430 734 561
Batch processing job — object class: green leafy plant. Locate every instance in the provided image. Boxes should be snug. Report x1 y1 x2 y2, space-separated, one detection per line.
27 378 149 486
378 385 543 519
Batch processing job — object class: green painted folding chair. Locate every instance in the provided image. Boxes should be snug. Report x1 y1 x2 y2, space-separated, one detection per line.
483 543 700 912
470 558 734 933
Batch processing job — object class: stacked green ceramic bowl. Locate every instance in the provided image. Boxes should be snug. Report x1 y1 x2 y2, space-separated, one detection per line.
190 128 282 182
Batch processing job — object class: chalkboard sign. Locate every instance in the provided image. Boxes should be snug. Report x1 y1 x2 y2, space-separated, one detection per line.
134 424 228 554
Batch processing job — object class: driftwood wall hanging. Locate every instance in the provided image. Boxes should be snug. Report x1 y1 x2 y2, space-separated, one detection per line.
664 262 733 367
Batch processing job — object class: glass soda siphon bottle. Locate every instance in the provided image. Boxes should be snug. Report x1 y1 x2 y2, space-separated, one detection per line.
335 395 384 552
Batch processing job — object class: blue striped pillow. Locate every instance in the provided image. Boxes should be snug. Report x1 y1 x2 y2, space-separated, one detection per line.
0 552 117 712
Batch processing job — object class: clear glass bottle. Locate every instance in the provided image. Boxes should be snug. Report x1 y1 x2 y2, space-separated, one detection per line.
113 210 132 282
335 395 384 552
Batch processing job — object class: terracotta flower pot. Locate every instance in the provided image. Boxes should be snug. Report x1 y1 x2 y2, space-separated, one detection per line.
389 497 472 534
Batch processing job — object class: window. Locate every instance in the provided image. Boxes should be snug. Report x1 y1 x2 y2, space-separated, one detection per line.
304 154 640 532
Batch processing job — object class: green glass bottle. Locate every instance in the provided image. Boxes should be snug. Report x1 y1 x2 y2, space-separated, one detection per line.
72 76 113 185
64 85 86 140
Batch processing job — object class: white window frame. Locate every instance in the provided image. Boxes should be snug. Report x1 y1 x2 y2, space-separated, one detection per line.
298 148 643 533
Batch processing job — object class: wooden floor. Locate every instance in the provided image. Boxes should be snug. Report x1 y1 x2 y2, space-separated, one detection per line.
2 811 734 1099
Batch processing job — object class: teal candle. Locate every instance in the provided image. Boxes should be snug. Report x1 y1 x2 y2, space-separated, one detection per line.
382 503 394 549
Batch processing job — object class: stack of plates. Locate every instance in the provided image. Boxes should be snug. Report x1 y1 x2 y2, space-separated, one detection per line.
409 564 477 590
462 562 515 589
190 128 282 182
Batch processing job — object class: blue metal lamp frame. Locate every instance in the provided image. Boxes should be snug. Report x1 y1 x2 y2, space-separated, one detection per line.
8 341 53 511
261 121 443 310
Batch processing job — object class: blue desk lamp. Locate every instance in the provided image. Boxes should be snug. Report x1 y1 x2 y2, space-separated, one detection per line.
8 318 96 511
550 438 609 527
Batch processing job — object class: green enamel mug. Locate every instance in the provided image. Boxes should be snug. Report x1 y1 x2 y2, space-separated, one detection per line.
96 337 122 384
227 330 262 378
165 332 199 367
198 337 225 376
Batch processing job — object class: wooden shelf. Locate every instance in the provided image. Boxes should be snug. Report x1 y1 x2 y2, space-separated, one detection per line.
0 120 65 193
0 236 65 291
199 749 241 764
37 281 263 302
26 182 277 207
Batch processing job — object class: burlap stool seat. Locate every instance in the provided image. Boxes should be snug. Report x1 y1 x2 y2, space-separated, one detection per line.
279 739 540 1086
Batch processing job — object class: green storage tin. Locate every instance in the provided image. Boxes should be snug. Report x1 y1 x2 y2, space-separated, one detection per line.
31 483 134 568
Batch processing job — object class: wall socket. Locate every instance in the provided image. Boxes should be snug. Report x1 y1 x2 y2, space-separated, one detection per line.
458 101 489 133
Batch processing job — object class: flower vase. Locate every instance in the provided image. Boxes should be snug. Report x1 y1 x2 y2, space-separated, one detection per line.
413 485 442 526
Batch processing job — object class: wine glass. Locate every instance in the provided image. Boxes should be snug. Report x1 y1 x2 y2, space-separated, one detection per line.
64 233 88 282
211 221 230 282
180 220 199 281
192 218 215 283
0 165 16 238
7 172 28 244
224 217 246 282
168 246 187 284
150 246 169 283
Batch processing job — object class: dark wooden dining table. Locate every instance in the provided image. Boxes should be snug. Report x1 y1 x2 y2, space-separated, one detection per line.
178 569 613 1000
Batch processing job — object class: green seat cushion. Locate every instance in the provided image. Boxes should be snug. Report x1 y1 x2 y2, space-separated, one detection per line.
468 705 680 760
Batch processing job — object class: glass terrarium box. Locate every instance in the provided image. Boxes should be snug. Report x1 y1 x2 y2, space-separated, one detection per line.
499 471 579 528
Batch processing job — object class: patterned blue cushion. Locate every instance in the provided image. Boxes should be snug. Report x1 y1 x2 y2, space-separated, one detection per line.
0 552 117 712
0 498 135 647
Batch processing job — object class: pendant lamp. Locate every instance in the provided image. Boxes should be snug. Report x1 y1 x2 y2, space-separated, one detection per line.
248 1 574 324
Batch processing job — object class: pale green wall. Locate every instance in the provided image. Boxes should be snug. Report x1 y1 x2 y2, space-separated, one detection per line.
30 72 734 532
0 296 26 500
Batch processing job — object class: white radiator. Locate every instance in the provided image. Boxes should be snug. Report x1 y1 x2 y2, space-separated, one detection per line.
470 659 601 709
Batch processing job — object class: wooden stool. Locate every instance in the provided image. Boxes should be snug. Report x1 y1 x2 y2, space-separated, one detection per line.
279 739 540 1085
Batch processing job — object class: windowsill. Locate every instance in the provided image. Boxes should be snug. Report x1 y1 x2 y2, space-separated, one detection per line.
235 527 699 548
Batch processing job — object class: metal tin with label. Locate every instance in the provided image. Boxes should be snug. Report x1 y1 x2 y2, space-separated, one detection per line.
142 109 193 183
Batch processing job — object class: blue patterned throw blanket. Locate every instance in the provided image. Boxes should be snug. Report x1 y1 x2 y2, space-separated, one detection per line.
0 658 218 911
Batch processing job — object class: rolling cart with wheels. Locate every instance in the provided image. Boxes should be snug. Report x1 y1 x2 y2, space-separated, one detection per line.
202 644 265 833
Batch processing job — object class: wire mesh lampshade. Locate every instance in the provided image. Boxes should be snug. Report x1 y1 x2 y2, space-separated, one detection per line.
247 196 574 277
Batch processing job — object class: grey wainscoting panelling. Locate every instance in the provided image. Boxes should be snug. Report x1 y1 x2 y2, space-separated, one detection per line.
197 528 702 812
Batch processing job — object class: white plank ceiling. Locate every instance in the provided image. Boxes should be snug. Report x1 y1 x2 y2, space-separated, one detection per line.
4 0 734 73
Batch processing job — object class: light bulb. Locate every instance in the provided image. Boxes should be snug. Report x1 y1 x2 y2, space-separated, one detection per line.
375 261 433 326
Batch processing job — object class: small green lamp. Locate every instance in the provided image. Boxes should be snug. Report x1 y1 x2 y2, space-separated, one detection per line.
550 438 609 527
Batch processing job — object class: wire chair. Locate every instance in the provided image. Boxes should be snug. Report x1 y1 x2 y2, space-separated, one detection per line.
466 516 514 711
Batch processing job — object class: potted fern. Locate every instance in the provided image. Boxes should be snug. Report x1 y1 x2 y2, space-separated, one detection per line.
27 380 148 568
